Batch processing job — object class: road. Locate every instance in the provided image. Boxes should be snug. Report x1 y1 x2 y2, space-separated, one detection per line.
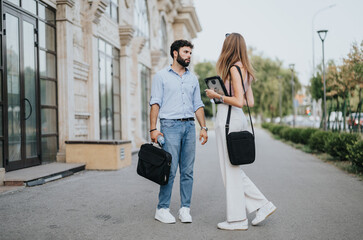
1 128 362 240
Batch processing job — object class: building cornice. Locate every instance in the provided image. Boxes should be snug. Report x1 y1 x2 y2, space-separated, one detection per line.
177 6 202 32
56 0 75 7
151 50 162 67
119 25 135 47
174 6 201 38
86 0 108 24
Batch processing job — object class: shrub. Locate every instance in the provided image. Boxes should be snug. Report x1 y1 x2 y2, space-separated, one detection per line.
300 128 319 145
277 126 288 138
308 130 334 152
289 128 305 144
347 140 363 173
271 125 285 135
325 133 360 161
324 132 342 158
261 122 270 129
280 127 293 141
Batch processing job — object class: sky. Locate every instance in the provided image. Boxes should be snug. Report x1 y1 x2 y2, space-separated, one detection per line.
192 0 363 85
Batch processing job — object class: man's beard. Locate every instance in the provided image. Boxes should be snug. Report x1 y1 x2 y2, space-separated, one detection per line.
177 53 190 67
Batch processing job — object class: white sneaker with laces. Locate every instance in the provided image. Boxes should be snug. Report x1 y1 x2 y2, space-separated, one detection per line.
155 208 176 224
217 219 248 231
178 207 192 223
252 201 277 226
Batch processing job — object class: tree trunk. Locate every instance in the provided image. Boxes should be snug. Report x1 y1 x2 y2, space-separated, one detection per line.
335 98 339 131
358 88 362 133
343 96 347 131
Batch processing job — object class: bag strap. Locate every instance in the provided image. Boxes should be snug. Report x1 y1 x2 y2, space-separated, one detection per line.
225 65 255 136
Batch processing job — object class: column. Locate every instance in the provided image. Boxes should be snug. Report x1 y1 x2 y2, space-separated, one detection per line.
56 0 75 162
119 25 134 144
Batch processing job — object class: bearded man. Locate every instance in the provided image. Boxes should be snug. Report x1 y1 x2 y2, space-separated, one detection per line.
149 39 208 224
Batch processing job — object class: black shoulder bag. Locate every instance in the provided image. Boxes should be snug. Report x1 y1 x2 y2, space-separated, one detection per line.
137 143 172 185
225 65 255 165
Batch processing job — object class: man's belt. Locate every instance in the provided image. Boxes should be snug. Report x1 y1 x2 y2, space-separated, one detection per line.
175 118 195 121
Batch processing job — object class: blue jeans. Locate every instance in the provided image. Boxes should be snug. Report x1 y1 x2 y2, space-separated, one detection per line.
157 119 196 209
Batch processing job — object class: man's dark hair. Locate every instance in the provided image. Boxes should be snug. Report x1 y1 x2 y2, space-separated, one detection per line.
170 40 194 58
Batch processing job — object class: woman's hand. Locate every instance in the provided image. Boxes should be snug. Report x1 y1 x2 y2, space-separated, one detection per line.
205 89 220 100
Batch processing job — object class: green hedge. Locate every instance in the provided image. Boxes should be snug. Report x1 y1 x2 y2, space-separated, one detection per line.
271 125 285 136
308 130 334 152
300 128 319 144
280 127 292 141
261 123 271 129
347 140 363 172
325 133 360 161
263 123 362 174
289 128 304 144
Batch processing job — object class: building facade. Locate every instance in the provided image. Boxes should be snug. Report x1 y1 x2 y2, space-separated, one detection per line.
0 0 201 171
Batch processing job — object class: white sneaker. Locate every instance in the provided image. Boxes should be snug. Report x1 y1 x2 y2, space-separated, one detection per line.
178 207 192 223
217 219 248 231
155 208 176 224
252 202 277 226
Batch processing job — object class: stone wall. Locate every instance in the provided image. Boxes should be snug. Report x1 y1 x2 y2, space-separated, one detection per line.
55 0 201 161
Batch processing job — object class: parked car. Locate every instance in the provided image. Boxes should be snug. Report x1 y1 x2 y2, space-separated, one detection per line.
347 113 363 127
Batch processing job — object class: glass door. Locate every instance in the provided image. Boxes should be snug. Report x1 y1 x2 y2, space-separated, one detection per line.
4 7 40 171
98 39 114 140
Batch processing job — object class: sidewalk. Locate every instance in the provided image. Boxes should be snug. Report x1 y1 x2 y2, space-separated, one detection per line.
0 162 85 191
0 128 362 240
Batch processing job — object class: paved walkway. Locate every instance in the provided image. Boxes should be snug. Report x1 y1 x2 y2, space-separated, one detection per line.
0 128 362 240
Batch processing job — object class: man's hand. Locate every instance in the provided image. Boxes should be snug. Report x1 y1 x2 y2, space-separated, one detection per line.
150 130 163 143
199 129 208 145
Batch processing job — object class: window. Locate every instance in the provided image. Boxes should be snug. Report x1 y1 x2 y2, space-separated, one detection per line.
134 0 150 43
139 64 151 140
38 3 58 163
105 0 118 22
98 39 121 140
159 17 168 55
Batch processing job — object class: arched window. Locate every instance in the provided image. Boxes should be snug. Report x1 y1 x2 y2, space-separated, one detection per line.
134 0 150 42
159 17 167 55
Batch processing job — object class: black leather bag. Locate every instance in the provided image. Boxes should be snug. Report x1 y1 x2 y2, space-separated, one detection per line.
225 65 255 165
137 143 172 185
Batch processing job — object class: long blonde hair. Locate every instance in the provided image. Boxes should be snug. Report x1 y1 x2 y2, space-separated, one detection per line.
216 33 255 83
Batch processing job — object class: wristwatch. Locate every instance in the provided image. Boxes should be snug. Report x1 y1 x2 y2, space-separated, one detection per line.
201 126 208 132
219 95 224 103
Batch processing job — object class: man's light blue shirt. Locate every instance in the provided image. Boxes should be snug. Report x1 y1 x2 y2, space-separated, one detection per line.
149 65 204 119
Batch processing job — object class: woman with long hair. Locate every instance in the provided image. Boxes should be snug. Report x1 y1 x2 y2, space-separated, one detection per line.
205 33 276 231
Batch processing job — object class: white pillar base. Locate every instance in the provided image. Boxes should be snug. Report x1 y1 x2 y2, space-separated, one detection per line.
0 168 5 186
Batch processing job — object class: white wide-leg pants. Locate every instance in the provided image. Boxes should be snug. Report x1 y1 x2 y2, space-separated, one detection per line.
215 104 269 222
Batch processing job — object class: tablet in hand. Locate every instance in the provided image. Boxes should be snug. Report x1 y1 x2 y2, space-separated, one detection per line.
204 76 228 104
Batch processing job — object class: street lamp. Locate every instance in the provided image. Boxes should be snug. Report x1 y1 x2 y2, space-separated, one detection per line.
317 29 328 131
289 64 295 127
312 4 336 76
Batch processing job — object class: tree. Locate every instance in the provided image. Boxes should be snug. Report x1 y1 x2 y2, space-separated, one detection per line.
343 41 363 132
194 61 217 118
194 51 302 120
251 52 301 119
309 70 323 101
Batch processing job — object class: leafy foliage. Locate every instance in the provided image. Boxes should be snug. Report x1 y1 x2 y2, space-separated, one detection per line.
194 61 217 117
195 49 302 119
325 132 360 161
300 128 319 144
308 130 333 152
251 51 301 118
347 140 363 172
